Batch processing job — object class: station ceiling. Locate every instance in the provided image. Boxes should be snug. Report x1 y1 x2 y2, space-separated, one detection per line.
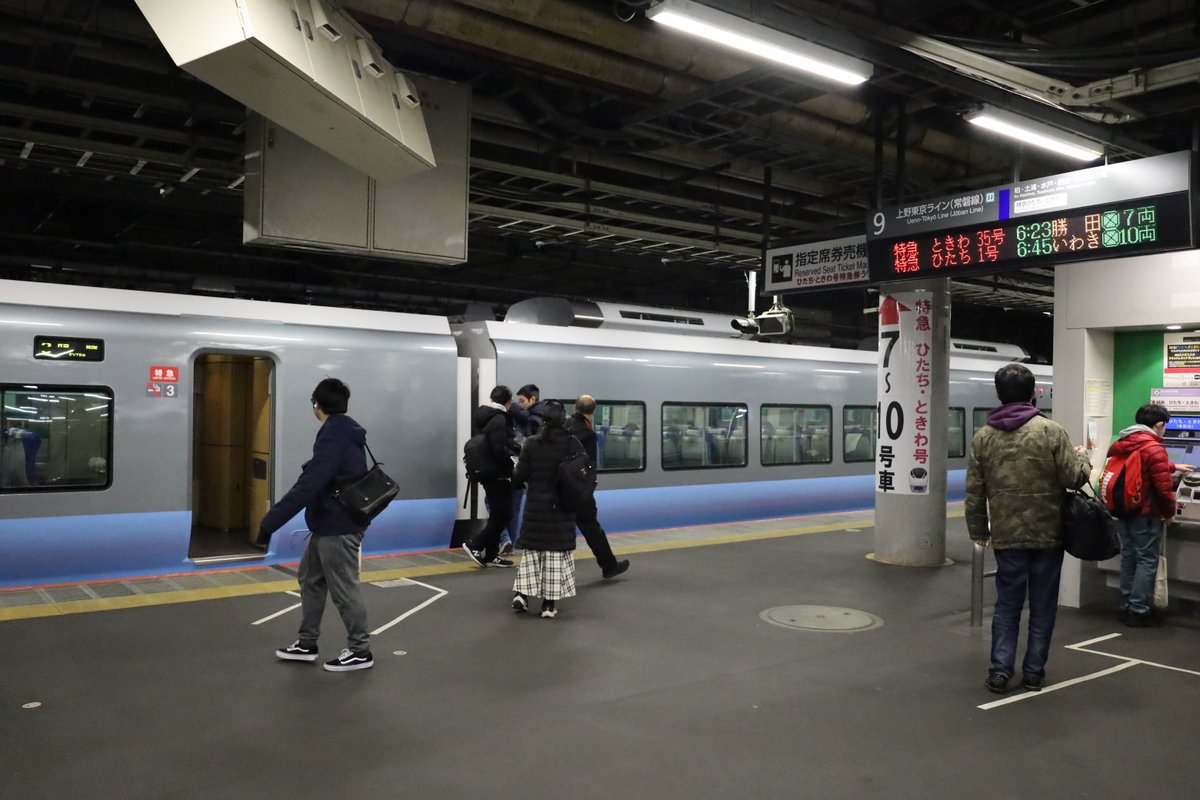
1 0 1197 358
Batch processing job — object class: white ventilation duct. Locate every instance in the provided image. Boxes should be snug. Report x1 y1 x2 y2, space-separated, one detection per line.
133 0 434 182
309 0 342 41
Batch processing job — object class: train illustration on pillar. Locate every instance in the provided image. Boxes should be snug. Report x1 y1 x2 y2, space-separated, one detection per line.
0 281 1050 588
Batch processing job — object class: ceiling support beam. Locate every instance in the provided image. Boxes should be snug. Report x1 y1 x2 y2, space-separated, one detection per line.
469 203 760 261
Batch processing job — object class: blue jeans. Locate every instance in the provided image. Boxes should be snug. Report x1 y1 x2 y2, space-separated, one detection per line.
1118 515 1163 615
991 546 1065 680
505 487 526 546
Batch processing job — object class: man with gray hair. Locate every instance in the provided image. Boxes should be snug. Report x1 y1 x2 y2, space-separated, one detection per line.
565 395 630 579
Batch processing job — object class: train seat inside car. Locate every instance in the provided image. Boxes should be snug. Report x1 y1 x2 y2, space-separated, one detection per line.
846 431 875 461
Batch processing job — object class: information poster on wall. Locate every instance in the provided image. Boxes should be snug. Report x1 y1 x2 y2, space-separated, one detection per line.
1163 332 1200 387
875 293 934 496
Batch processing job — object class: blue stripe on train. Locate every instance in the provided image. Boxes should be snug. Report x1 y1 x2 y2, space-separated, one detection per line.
0 498 457 589
592 470 965 533
0 471 966 588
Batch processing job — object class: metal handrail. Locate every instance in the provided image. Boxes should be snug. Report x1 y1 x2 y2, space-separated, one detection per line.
970 541 997 627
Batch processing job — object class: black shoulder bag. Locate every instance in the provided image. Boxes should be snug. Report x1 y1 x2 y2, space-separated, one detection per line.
334 443 399 526
1061 484 1121 561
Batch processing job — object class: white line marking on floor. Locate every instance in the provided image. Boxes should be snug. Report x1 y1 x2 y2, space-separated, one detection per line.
1069 648 1200 678
982 631 1200 710
371 581 448 636
1065 632 1124 650
978 661 1138 710
285 590 301 598
251 602 302 626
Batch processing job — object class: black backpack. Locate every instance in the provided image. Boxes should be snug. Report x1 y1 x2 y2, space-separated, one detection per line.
1061 486 1121 561
463 433 499 482
556 435 595 513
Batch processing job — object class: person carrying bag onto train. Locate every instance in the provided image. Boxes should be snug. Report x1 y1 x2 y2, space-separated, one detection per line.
966 364 1091 694
499 383 547 554
462 385 520 568
516 384 548 438
565 395 629 580
257 378 374 672
510 400 578 618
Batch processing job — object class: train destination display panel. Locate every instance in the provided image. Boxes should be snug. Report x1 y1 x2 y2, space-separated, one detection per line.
865 151 1195 285
867 191 1193 282
33 336 105 362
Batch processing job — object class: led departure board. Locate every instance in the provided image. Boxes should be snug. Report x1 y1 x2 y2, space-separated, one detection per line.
867 192 1194 283
33 336 105 362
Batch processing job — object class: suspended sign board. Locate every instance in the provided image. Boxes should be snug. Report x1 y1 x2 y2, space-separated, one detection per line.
866 151 1195 284
763 235 869 294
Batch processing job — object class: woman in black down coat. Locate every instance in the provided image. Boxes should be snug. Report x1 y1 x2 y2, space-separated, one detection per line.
511 400 578 618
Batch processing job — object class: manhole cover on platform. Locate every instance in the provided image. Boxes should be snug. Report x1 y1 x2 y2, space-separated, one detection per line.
759 605 883 633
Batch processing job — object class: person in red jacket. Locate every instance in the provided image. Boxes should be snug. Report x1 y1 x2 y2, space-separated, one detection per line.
1108 404 1194 627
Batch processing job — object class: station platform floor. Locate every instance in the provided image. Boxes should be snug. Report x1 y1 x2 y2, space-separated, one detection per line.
2 506 1198 800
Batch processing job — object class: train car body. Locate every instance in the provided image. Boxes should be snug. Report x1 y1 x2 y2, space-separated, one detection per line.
455 322 1053 536
0 280 459 588
0 280 1052 588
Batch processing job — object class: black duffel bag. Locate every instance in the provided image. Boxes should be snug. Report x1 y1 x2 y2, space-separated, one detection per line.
1061 485 1121 561
334 443 399 526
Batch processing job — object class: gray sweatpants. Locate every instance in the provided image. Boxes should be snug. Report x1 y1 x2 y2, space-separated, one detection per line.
297 532 369 653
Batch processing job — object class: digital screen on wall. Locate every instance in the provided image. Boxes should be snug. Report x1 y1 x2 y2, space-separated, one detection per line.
867 191 1194 283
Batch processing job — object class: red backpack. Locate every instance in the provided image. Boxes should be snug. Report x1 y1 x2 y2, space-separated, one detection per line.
1099 443 1150 518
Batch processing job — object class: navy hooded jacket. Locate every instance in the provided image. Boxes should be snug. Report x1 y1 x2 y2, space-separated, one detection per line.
259 414 369 538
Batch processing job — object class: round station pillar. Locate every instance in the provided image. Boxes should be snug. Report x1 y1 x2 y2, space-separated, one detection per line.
872 279 951 566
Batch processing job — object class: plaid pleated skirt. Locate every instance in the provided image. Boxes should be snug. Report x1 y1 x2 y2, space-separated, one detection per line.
513 549 576 601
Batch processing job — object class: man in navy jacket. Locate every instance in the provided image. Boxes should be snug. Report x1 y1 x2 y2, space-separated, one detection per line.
258 378 373 672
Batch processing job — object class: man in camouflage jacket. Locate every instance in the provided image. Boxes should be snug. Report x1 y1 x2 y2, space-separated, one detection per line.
966 363 1091 694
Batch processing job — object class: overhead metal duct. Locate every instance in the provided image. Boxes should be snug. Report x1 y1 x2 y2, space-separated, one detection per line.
134 0 435 182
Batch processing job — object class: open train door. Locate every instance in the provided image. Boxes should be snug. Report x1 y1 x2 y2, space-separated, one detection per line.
450 324 497 547
189 353 274 563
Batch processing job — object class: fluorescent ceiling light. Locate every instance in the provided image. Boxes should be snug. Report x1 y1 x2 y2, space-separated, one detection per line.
964 105 1103 162
647 0 871 86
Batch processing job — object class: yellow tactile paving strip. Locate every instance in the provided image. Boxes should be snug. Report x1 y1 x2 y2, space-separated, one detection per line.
0 506 964 623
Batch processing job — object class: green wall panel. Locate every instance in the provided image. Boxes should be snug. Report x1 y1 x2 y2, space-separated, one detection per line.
1113 330 1163 429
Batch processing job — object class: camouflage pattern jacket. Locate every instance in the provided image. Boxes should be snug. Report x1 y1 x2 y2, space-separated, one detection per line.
965 403 1091 549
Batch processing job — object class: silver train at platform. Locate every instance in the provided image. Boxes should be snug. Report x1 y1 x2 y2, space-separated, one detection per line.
0 280 1051 588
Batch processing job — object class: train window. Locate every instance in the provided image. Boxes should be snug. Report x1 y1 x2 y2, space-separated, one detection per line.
761 405 832 466
1 385 114 492
662 403 748 470
973 408 990 436
948 408 966 458
559 399 646 472
843 406 877 462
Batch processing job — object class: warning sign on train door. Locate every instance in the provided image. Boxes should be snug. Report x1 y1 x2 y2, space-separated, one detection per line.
876 293 934 495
